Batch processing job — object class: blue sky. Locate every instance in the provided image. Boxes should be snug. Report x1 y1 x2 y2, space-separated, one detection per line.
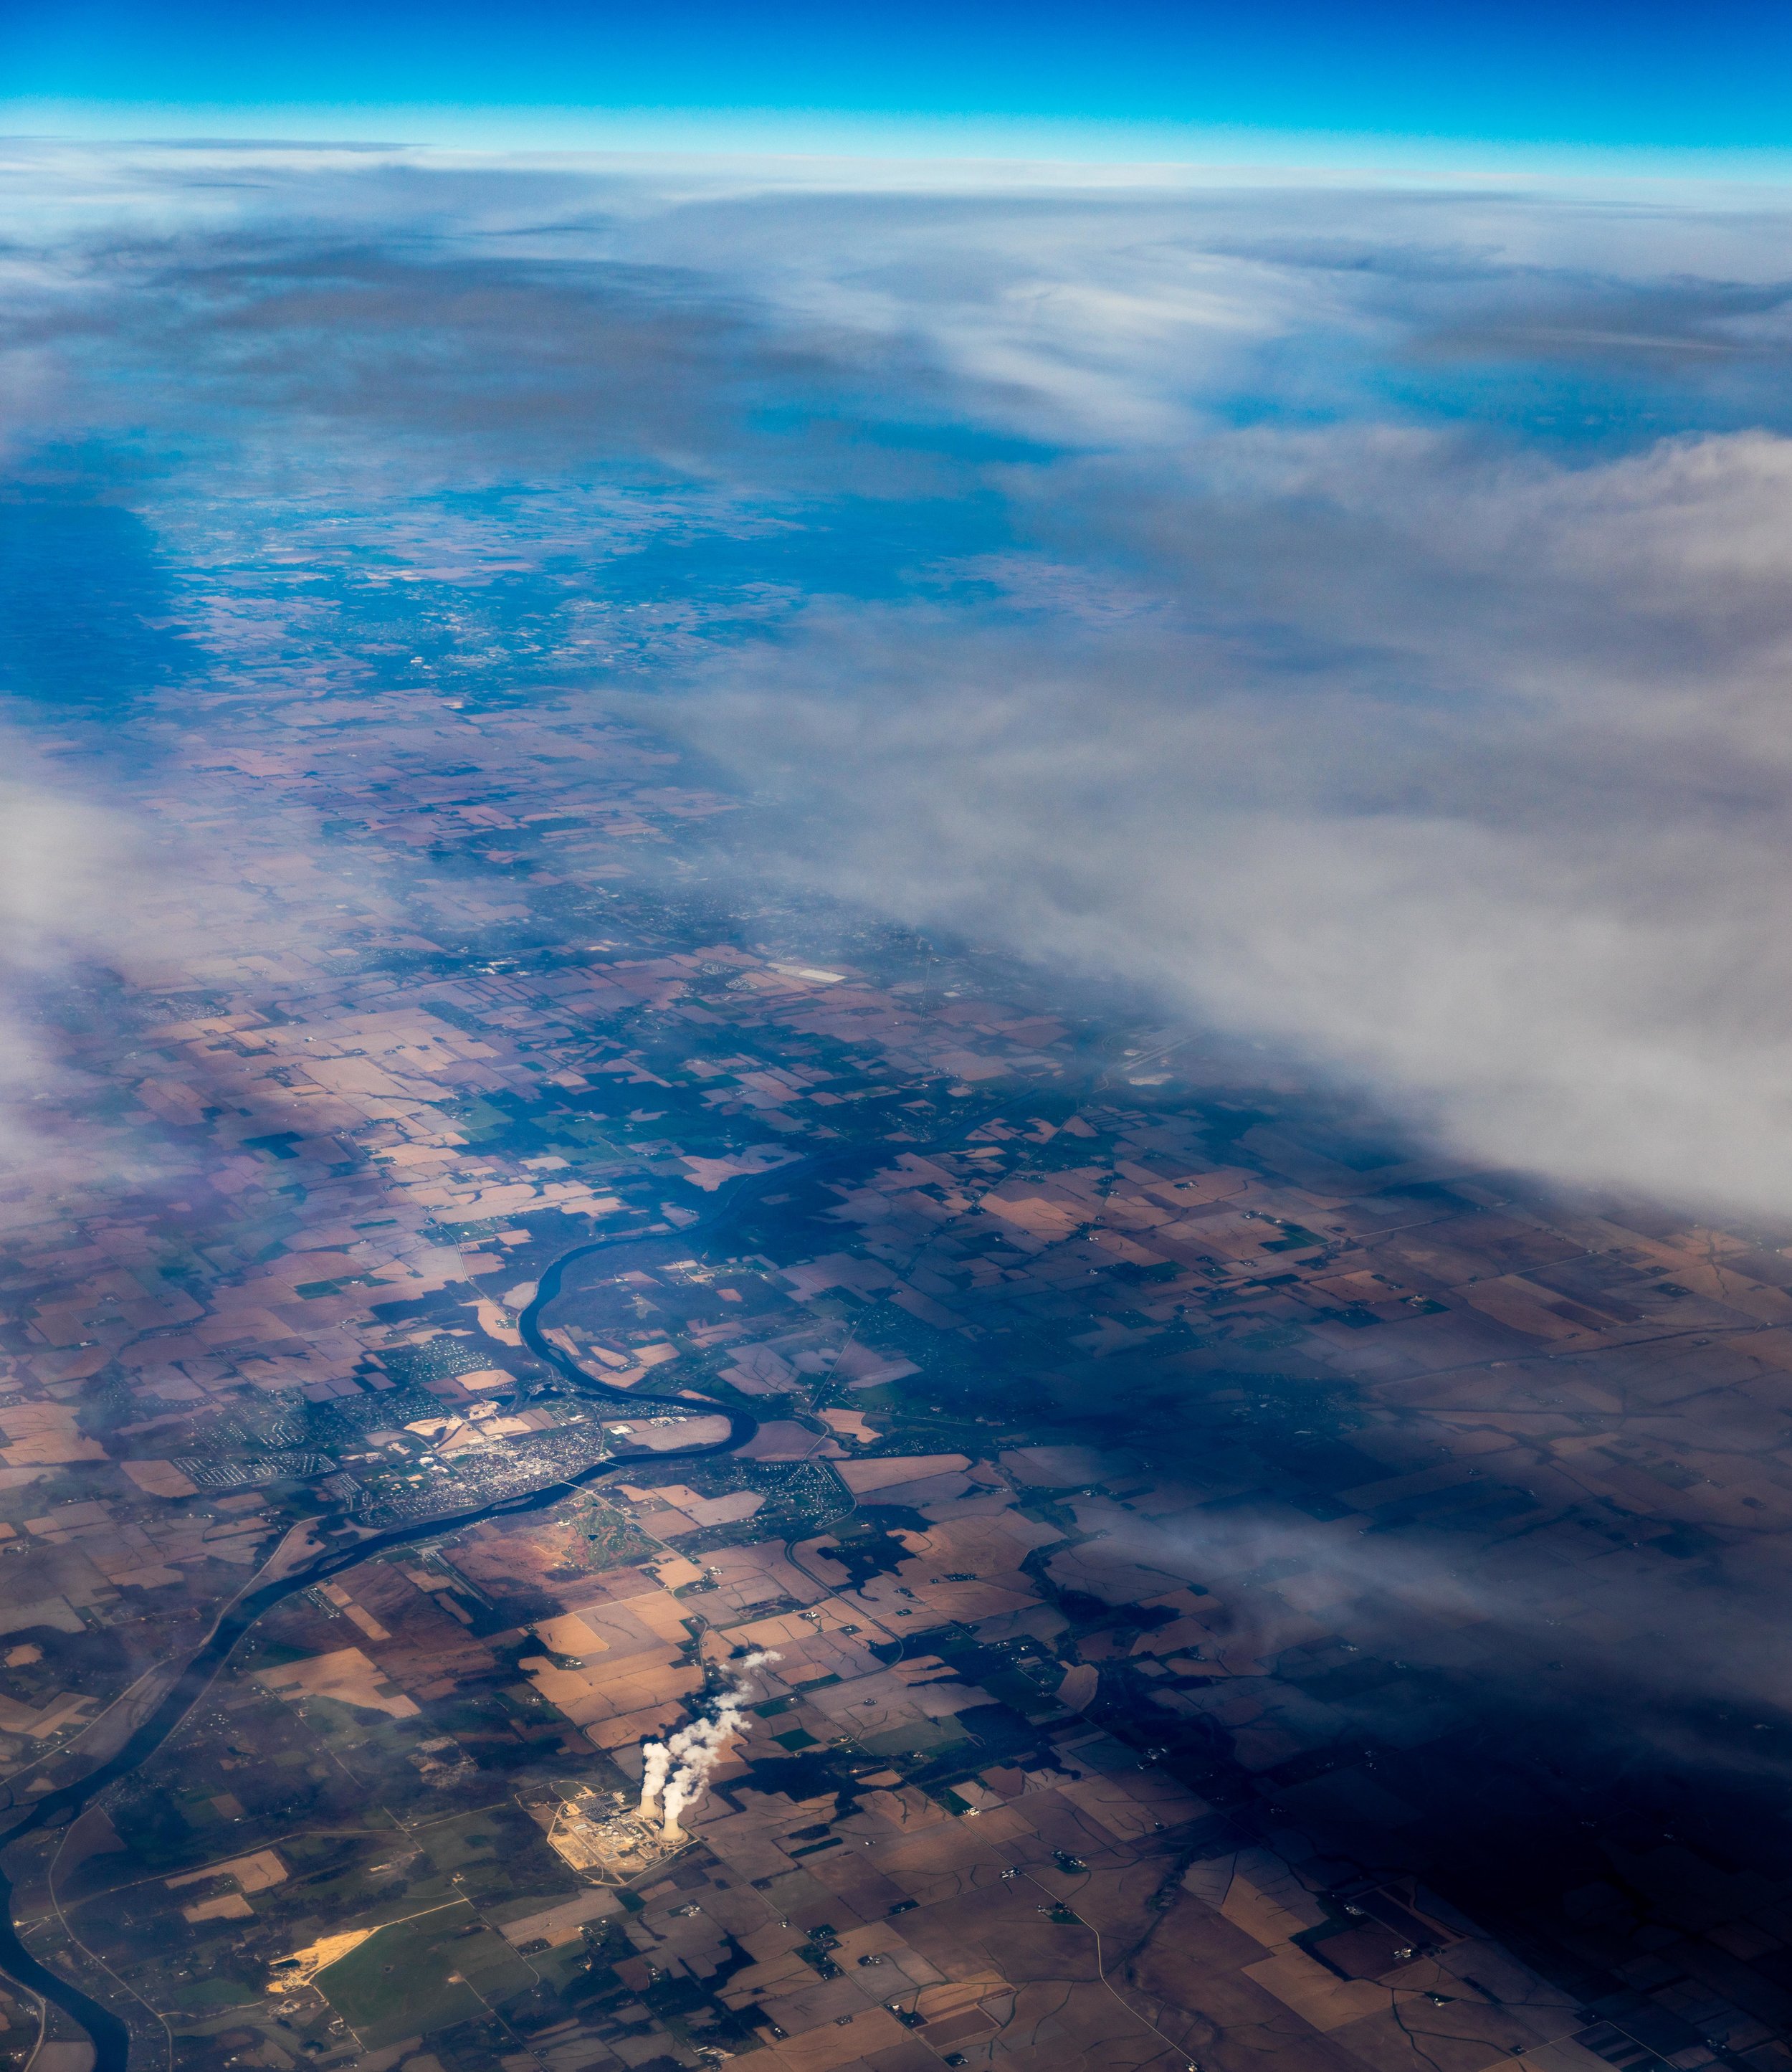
5 0 1790 168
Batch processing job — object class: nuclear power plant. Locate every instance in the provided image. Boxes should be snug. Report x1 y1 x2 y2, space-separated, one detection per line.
537 1651 783 1884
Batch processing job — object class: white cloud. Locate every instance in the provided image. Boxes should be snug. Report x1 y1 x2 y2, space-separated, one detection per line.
683 423 1792 1219
13 144 1792 1220
0 762 142 1169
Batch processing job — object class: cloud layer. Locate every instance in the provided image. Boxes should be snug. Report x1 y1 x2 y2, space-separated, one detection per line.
13 143 1792 1216
686 422 1792 1217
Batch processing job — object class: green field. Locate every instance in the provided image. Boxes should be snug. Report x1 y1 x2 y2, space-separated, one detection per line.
858 1716 970 1762
318 1899 535 2047
416 1810 510 1873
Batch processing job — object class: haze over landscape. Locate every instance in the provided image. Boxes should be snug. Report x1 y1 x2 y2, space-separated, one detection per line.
6 12 1792 2072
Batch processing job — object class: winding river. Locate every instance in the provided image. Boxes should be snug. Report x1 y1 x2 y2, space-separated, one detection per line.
0 1114 1021 2070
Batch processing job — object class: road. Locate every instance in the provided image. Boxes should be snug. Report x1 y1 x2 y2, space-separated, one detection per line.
0 1096 1048 2072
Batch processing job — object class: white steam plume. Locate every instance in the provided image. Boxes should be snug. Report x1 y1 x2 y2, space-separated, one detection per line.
637 1739 672 1817
647 1650 781 1843
659 1771 697 1843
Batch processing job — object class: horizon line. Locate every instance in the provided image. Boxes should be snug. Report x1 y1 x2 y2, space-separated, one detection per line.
10 101 1792 189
